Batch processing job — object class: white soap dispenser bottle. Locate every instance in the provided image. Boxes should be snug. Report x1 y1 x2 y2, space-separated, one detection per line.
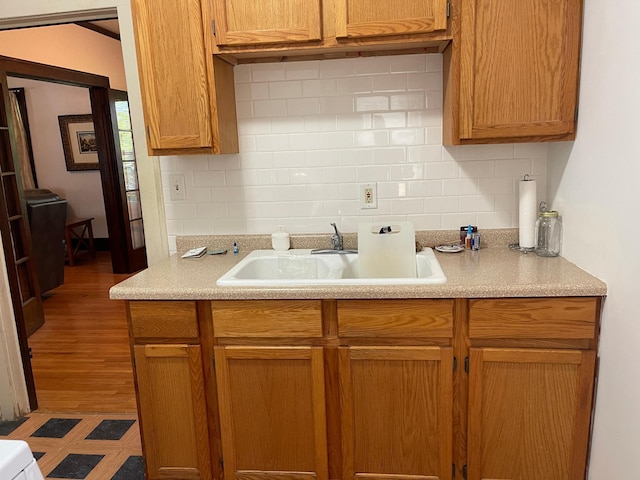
271 225 290 251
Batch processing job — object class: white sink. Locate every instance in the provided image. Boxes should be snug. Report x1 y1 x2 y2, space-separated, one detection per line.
216 249 447 286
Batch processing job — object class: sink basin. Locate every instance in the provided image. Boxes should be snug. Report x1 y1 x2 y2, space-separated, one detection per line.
216 249 447 286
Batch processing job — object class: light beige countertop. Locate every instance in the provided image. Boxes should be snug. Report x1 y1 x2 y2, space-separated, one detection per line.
109 232 607 300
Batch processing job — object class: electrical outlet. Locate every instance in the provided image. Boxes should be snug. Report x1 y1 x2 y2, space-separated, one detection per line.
360 183 377 209
169 174 186 201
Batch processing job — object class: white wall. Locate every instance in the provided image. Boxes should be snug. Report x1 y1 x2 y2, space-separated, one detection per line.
547 1 640 478
0 23 127 91
163 54 549 252
0 0 168 419
8 77 109 237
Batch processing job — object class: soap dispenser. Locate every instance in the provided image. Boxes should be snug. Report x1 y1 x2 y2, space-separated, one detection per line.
271 225 290 251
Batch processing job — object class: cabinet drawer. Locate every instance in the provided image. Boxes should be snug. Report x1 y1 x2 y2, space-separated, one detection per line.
128 301 199 340
337 299 454 338
468 297 598 339
211 300 323 338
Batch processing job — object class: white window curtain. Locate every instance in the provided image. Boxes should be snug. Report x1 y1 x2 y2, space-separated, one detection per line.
8 91 36 191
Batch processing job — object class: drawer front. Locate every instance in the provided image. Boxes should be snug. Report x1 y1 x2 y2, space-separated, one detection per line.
128 301 199 340
469 297 599 339
211 300 323 338
337 299 454 338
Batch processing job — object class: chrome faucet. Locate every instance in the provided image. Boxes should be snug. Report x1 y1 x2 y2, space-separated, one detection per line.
311 223 357 254
330 222 343 251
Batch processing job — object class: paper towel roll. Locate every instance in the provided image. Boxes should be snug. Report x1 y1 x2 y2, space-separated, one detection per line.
518 178 537 248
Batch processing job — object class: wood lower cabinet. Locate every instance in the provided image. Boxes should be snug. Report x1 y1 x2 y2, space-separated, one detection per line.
127 296 600 480
339 346 453 480
444 0 583 144
467 347 596 480
215 346 329 480
134 344 212 480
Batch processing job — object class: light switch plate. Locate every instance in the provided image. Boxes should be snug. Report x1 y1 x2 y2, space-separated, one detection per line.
169 174 186 201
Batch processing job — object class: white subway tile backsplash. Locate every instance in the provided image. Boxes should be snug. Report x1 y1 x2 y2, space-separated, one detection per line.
161 54 549 242
373 112 406 129
355 56 391 75
269 81 303 99
254 99 287 118
338 76 373 94
271 116 306 134
390 128 425 145
303 79 337 97
426 162 458 179
407 72 442 91
409 145 442 163
426 55 443 72
285 61 320 80
256 134 290 152
389 164 424 181
372 74 407 92
235 82 269 101
390 93 425 111
356 130 389 147
287 98 321 116
389 54 426 73
193 170 225 187
338 113 372 131
320 96 355 114
356 95 390 112
251 63 286 82
424 196 459 214
443 178 479 196
374 147 405 164
459 195 495 212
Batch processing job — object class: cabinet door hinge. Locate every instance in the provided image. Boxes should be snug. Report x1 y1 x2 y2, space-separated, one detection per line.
464 356 469 373
452 463 456 478
219 457 224 472
145 125 150 140
453 356 457 372
463 464 467 480
211 20 216 36
446 1 451 18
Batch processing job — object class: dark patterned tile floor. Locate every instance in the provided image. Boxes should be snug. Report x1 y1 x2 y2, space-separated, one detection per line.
0 412 143 479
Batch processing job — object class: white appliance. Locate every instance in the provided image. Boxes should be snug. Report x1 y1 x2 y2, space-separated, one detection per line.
0 440 45 480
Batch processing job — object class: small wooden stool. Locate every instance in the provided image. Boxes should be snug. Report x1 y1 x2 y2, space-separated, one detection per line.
65 217 96 266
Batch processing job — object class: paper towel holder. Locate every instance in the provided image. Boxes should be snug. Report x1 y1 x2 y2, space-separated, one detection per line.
510 173 537 253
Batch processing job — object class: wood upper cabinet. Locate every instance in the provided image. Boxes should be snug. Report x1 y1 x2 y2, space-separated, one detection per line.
134 344 212 480
467 348 596 480
215 346 329 480
444 0 583 144
208 0 322 46
339 346 453 480
131 0 238 155
335 0 448 39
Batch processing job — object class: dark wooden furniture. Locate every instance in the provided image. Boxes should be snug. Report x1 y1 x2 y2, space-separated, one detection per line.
65 217 96 266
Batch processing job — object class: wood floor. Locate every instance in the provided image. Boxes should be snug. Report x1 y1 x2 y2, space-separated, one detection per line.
29 252 138 414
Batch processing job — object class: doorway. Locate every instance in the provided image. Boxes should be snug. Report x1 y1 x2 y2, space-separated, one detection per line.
0 20 146 410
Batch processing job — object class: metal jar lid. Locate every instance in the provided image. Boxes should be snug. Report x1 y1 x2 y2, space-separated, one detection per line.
539 210 559 217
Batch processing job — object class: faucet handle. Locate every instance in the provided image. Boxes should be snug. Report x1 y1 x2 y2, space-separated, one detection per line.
330 223 343 250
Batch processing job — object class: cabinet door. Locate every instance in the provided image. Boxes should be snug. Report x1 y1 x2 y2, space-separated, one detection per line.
131 0 212 151
134 344 212 480
210 0 322 46
335 0 448 39
339 346 453 480
215 346 329 480
467 348 596 480
458 0 582 140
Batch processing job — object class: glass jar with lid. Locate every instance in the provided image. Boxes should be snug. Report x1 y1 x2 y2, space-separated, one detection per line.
535 203 562 257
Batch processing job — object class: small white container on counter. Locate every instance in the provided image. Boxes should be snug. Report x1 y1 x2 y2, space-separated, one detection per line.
271 225 290 251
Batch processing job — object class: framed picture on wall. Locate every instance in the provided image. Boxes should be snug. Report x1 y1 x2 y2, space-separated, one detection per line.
58 114 100 171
